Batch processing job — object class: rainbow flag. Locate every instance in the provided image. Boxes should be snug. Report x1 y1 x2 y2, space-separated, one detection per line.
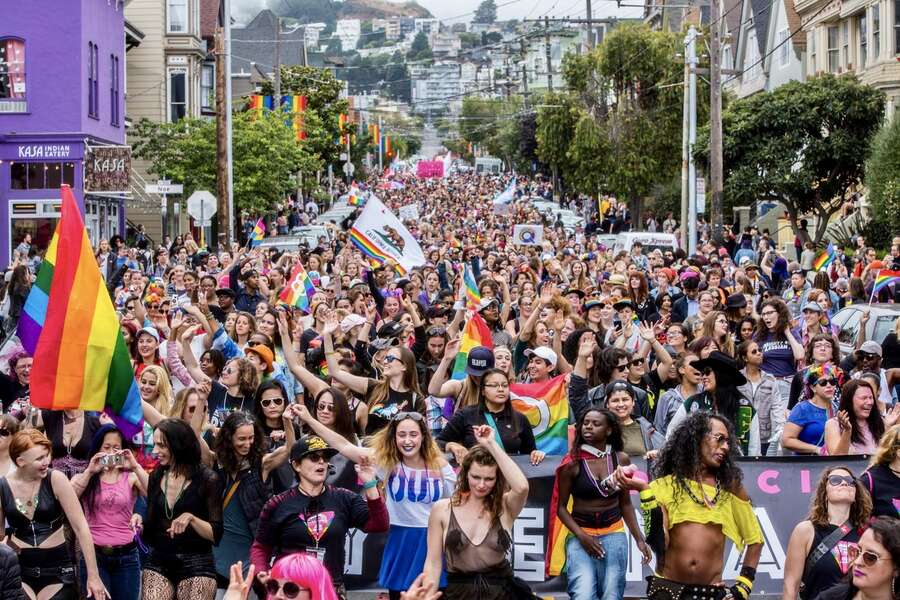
463 265 480 310
248 95 274 117
282 94 308 140
348 186 364 206
18 186 142 435
873 270 900 294
369 123 380 147
451 312 493 380
249 218 265 247
279 262 316 313
383 135 391 157
813 243 836 271
338 113 348 145
511 374 569 455
349 229 407 276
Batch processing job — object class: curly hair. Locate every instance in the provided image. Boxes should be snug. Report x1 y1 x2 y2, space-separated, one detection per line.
808 466 871 530
225 357 260 399
571 405 623 456
213 411 266 474
370 414 443 473
754 298 792 341
451 446 505 520
805 333 840 365
653 412 743 495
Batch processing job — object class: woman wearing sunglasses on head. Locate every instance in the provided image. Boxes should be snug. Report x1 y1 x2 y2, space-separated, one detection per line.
812 516 900 600
824 380 900 456
294 404 455 599
783 365 842 456
861 426 900 518
783 466 870 600
250 434 388 600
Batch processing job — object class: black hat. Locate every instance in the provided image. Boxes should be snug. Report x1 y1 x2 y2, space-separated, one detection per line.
564 288 586 299
215 288 236 299
290 435 339 462
426 305 451 319
691 351 748 387
613 299 636 312
725 293 747 309
466 346 495 376
376 321 405 340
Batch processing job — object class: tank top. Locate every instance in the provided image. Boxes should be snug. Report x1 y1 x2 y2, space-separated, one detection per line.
84 471 136 547
444 506 511 574
0 472 66 546
800 523 860 600
570 453 624 529
862 465 900 519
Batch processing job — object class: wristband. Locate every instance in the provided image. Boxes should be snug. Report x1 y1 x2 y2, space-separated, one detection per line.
639 489 655 501
739 567 756 582
363 479 378 490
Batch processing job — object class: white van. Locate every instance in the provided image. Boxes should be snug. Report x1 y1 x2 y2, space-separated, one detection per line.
475 157 504 174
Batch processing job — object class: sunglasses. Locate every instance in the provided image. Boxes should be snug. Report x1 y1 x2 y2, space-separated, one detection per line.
426 327 447 337
316 403 334 413
304 451 330 463
383 355 402 364
265 580 306 599
261 397 284 408
815 378 839 387
630 358 644 367
848 546 886 568
859 352 879 360
701 367 714 376
0 428 10 437
827 474 855 487
394 411 424 422
614 363 629 371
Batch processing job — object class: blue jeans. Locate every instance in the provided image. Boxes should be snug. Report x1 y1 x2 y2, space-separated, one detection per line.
81 547 141 600
565 530 629 600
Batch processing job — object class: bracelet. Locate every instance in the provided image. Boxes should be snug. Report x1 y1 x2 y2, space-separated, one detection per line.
363 479 378 490
639 489 655 501
739 567 756 582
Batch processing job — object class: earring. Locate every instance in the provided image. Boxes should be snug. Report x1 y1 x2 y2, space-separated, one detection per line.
893 576 898 598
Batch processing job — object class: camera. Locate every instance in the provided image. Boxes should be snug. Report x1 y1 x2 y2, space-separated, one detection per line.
100 453 123 467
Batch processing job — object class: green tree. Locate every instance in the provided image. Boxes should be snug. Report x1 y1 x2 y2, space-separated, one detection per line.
536 92 579 192
696 74 884 243
473 0 497 23
865 110 900 234
408 31 432 61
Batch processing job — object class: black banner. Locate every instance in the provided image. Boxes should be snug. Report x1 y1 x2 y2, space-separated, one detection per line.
342 455 869 595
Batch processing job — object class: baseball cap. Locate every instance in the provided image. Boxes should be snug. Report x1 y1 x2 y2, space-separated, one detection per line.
290 435 339 462
478 297 500 312
466 346 495 376
525 346 558 367
801 302 823 313
137 327 160 344
340 313 367 333
859 341 883 357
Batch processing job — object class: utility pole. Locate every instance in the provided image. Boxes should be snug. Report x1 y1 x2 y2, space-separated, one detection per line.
520 38 529 108
585 0 594 50
680 29 691 252
544 16 553 92
378 115 383 172
215 26 229 250
709 0 724 242
224 0 235 245
273 17 281 100
686 26 698 256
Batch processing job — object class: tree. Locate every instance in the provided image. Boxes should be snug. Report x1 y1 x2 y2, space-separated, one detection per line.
473 0 497 24
865 111 900 235
536 92 579 192
696 74 884 243
408 32 432 61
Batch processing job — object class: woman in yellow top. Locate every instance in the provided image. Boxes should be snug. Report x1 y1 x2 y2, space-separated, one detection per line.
614 411 764 600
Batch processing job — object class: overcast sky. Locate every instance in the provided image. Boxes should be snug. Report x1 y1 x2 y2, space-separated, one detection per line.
232 0 641 25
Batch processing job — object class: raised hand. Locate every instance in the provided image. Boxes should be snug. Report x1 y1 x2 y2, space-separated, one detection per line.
472 424 495 447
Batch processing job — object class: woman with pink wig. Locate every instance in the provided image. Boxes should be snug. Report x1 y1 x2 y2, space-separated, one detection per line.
222 553 338 600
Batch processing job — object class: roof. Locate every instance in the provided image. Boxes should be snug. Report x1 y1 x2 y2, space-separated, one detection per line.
783 0 805 50
201 0 221 42
749 0 773 58
232 9 311 75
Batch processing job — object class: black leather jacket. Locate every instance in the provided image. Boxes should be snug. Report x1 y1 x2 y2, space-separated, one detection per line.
0 544 24 600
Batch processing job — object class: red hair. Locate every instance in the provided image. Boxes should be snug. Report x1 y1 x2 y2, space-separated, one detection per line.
10 428 51 463
269 553 338 600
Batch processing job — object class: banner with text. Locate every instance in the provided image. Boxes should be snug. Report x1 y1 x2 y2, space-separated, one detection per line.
342 455 868 595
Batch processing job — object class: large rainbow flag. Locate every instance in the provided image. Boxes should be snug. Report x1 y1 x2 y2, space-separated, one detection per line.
813 243 836 271
283 94 308 140
451 312 493 380
873 270 900 294
463 264 481 310
279 262 316 313
17 186 142 435
510 374 569 455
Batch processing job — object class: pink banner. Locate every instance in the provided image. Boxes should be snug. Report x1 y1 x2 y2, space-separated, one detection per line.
416 161 444 178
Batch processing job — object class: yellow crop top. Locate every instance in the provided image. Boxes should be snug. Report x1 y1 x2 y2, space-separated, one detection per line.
648 475 764 551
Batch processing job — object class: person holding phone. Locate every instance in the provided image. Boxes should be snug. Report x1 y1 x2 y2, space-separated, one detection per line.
71 425 149 600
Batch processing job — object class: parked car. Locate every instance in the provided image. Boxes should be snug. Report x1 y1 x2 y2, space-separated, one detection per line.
830 304 900 358
255 225 331 252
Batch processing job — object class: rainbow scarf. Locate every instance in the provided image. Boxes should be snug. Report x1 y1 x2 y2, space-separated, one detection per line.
17 186 142 435
511 374 570 455
249 218 265 247
278 262 316 313
451 312 493 380
463 265 481 310
813 243 836 271
873 270 900 294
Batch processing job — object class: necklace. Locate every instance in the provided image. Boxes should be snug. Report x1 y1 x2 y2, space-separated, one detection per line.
888 466 900 477
14 478 41 516
163 470 189 520
682 476 722 508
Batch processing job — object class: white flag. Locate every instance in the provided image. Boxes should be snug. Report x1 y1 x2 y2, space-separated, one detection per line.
350 195 426 275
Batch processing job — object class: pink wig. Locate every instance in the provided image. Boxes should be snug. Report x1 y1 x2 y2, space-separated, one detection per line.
269 553 338 600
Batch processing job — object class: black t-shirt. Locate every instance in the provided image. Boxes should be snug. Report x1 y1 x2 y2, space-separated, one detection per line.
363 379 425 436
814 583 852 600
207 381 249 428
146 466 224 555
0 374 27 413
255 486 370 584
437 405 536 455
861 464 900 519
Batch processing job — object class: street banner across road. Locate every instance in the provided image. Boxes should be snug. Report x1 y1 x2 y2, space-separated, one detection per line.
342 455 868 595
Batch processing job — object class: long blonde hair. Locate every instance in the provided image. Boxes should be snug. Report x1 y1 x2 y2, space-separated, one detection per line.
701 311 735 357
455 376 482 410
870 424 900 468
141 365 176 416
367 346 421 408
370 415 442 473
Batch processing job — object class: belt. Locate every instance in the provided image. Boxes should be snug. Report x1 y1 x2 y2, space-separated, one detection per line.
21 564 75 579
95 541 137 556
646 575 728 600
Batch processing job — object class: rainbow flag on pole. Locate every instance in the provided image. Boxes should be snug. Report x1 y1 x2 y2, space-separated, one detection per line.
278 262 316 313
813 243 836 271
451 312 493 380
17 186 142 435
511 374 570 455
249 218 265 247
282 94 308 140
873 270 900 294
463 265 481 310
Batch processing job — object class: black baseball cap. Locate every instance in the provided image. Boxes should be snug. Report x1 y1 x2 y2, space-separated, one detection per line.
290 435 339 462
466 346 495 376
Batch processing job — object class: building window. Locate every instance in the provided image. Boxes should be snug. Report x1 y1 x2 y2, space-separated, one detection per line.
842 21 850 67
200 63 214 111
110 54 120 126
10 162 76 190
0 38 26 101
827 25 840 71
895 0 900 53
778 28 791 67
859 14 868 67
168 0 188 33
744 28 762 80
809 29 817 72
872 4 880 60
168 67 187 122
88 42 99 118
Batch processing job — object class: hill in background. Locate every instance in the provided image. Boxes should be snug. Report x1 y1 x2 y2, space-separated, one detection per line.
276 0 432 24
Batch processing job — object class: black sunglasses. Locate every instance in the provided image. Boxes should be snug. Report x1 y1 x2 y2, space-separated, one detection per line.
827 474 855 487
265 580 303 599
426 327 447 337
0 428 10 437
815 378 839 387
701 367 714 376
630 358 644 367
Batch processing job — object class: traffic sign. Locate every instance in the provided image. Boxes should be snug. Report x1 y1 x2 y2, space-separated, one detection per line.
145 179 183 195
343 162 355 176
187 190 217 221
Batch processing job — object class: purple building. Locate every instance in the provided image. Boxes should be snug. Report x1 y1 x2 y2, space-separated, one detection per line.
0 0 129 264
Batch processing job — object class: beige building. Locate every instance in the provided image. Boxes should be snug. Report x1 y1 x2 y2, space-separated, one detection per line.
797 0 900 114
124 0 214 243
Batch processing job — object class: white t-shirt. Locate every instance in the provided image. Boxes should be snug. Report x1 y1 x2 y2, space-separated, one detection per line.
377 463 456 528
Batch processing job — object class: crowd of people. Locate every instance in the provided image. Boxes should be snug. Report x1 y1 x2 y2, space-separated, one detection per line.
0 171 898 600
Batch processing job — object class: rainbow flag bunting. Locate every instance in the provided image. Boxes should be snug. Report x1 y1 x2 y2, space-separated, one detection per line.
249 218 265 247
282 94 308 140
511 374 570 455
17 186 142 435
813 243 836 272
278 262 316 313
338 113 349 145
451 313 493 381
463 265 481 311
873 270 900 294
248 95 274 117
